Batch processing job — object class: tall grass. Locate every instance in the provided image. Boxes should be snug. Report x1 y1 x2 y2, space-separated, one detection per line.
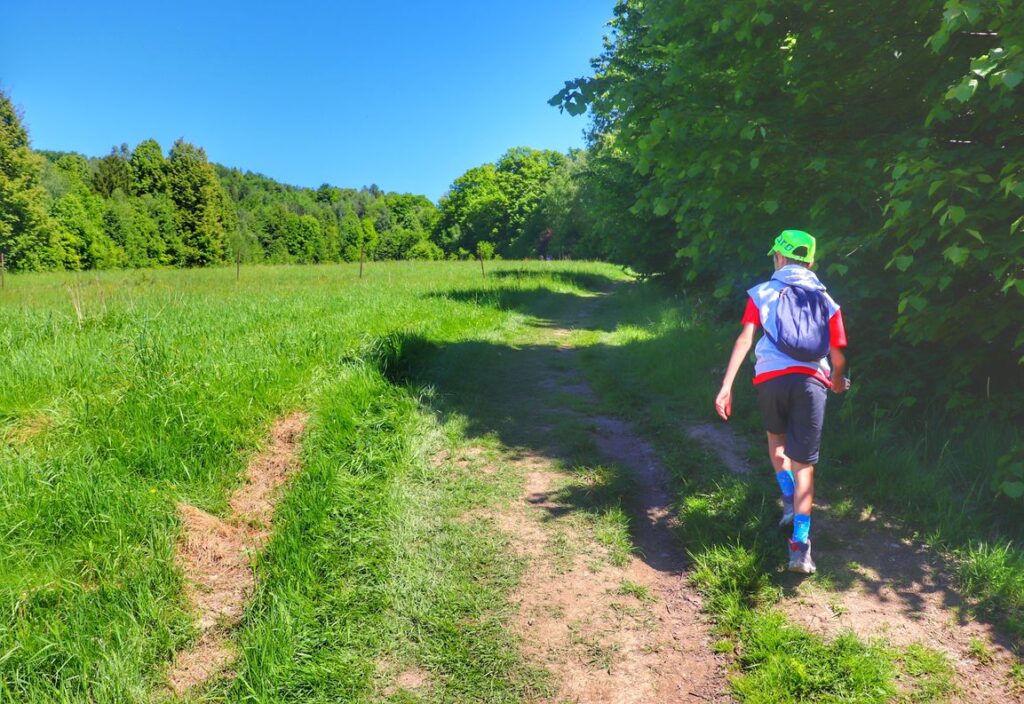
0 261 615 702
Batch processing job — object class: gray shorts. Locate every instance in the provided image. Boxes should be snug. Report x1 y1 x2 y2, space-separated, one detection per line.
756 374 828 465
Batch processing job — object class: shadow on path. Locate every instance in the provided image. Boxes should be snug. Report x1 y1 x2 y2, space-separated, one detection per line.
392 276 1020 691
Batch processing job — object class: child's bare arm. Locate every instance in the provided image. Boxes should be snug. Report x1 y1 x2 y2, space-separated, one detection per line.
716 323 756 420
830 346 848 394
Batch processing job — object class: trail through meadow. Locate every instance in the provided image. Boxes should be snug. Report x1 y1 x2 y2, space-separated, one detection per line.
489 296 730 702
437 279 1021 702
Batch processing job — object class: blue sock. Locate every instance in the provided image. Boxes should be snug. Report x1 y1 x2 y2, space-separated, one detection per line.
775 469 795 499
792 514 811 545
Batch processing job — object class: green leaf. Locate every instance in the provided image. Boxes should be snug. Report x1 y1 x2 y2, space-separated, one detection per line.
894 255 914 271
943 245 969 266
750 156 760 171
892 164 907 179
1001 481 1024 499
1003 71 1023 89
966 228 984 243
962 2 981 24
950 78 978 103
971 55 999 78
762 200 778 214
947 205 966 224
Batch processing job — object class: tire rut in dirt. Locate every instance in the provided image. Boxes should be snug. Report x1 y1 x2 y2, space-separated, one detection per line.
166 412 308 695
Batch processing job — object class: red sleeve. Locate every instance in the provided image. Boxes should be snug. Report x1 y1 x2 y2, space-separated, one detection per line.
829 309 848 348
741 297 761 328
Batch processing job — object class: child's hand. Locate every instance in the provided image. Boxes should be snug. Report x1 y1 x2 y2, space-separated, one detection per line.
715 388 732 421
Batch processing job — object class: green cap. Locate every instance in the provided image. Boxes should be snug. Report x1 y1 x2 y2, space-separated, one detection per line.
768 229 816 263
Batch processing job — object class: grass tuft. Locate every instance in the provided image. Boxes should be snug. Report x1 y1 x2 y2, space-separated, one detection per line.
895 643 958 703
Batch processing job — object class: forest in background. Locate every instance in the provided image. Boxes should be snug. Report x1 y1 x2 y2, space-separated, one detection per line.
2 1 1022 451
0 116 445 270
542 0 1024 426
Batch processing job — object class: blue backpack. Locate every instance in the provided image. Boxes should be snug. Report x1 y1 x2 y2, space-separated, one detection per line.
764 286 831 362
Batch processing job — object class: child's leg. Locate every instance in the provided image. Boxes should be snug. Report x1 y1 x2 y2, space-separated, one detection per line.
791 459 814 544
792 460 814 514
767 432 795 498
767 432 790 472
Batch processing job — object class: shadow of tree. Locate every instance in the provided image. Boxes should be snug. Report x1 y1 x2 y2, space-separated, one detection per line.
389 278 1021 654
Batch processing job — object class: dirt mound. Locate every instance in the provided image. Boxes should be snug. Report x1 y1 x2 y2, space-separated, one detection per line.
167 412 308 695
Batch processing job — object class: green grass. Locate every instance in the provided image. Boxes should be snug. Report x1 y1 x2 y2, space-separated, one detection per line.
1011 661 1024 690
572 278 1024 642
616 580 655 603
8 261 1017 701
895 644 958 703
562 278 1006 702
0 261 621 703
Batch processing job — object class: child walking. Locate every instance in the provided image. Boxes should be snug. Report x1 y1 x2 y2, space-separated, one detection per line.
714 230 848 573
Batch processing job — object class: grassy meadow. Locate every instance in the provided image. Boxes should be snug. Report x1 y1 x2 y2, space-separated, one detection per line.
0 261 623 702
2 260 1021 703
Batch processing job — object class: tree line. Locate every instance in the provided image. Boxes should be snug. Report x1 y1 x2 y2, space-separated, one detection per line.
407 2 1024 450
1 89 608 273
0 93 446 271
3 0 1021 421
541 0 1023 420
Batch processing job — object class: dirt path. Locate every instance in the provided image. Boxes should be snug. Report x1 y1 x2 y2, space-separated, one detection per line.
166 412 307 696
686 420 1022 702
487 300 730 703
492 285 1021 702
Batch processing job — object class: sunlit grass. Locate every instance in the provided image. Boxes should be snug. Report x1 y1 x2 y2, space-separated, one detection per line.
0 260 620 703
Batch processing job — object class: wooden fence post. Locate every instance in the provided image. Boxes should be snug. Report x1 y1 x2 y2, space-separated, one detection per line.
360 245 365 279
479 255 485 277
1 252 5 290
236 252 241 282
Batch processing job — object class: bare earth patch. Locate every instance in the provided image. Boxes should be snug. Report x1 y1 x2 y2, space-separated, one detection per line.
491 314 729 703
5 412 52 445
500 447 727 703
690 419 1021 702
166 412 308 696
686 423 750 476
378 660 432 698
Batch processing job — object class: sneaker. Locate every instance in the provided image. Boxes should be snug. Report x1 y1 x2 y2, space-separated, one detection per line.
779 497 795 527
788 539 816 574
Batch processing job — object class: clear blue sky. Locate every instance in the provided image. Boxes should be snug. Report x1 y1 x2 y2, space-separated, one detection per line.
1 1 609 201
